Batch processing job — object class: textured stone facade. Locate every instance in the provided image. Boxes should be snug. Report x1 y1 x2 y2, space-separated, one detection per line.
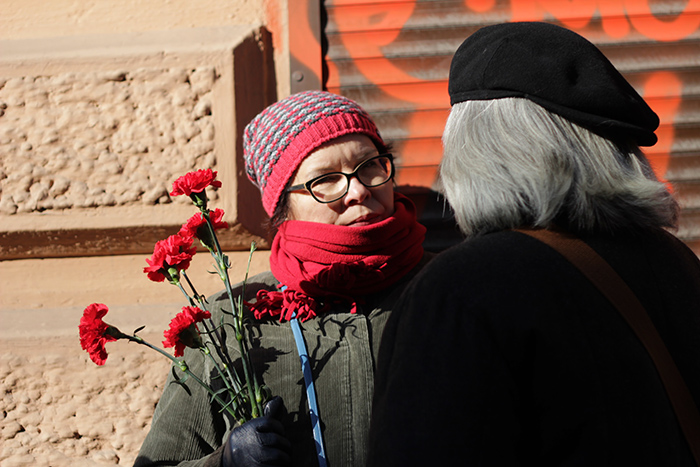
0 25 276 259
0 66 218 215
0 20 279 466
1 250 272 467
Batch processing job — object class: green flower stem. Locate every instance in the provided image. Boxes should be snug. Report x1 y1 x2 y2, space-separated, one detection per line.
172 275 236 383
181 270 204 305
126 334 238 419
177 270 246 409
193 195 258 422
199 318 242 391
204 220 263 418
240 242 257 317
180 270 243 397
202 209 225 260
181 271 232 361
175 280 198 308
220 269 262 418
194 208 264 419
202 209 237 291
202 347 248 419
240 242 263 408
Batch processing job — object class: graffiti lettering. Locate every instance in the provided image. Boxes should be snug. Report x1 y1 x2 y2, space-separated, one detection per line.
320 0 700 185
508 0 700 42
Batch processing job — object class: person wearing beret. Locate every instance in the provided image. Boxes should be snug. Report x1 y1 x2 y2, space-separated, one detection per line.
135 90 430 467
368 22 700 466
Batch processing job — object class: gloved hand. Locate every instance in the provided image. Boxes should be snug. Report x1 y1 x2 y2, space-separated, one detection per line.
222 396 292 467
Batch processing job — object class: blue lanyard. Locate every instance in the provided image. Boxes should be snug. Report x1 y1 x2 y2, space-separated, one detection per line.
283 286 328 467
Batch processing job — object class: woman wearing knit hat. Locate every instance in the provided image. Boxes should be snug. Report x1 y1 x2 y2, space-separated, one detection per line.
369 22 700 466
135 90 430 467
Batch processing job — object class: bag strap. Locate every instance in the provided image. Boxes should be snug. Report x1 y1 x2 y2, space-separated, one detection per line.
518 228 700 465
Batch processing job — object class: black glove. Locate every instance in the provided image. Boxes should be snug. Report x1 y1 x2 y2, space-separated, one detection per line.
222 396 292 467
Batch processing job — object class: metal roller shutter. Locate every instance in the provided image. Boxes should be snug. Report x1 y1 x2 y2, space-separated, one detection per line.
320 0 700 253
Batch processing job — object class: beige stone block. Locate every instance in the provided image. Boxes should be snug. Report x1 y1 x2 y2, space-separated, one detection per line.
0 25 276 260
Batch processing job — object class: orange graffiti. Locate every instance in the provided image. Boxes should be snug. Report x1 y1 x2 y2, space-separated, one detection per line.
641 71 682 181
395 110 447 187
598 1 630 38
511 0 700 42
320 0 698 189
465 0 496 13
627 0 700 42
509 0 700 42
334 1 446 107
511 0 598 29
331 1 415 33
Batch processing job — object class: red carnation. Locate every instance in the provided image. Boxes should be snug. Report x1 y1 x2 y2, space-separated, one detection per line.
79 303 123 365
144 234 197 283
179 208 228 242
247 289 325 322
170 169 222 197
163 306 212 357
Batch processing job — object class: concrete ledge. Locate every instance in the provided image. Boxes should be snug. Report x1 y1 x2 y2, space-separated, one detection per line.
0 249 272 336
0 26 261 65
0 205 268 260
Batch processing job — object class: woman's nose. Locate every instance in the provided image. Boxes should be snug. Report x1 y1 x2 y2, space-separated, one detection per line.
343 176 371 205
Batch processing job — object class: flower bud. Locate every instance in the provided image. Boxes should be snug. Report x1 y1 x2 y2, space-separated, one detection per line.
189 191 208 209
104 325 129 340
196 226 216 252
178 324 204 350
167 267 181 284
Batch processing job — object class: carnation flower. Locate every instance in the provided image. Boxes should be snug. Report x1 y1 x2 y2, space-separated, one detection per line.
79 303 123 365
179 208 229 250
81 168 267 424
170 169 222 197
163 306 212 357
247 289 327 322
144 234 197 283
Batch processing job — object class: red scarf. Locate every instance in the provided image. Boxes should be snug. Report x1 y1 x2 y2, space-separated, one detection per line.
248 193 426 321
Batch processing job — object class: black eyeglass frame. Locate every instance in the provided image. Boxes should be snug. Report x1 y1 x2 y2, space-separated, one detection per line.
286 153 395 204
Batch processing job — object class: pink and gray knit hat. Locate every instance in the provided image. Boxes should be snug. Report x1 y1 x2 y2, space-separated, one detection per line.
243 90 386 217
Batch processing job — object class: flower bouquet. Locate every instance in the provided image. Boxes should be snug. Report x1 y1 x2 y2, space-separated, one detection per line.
79 169 267 424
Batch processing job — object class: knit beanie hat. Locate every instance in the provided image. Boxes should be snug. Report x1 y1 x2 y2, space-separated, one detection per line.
244 90 386 217
449 22 659 146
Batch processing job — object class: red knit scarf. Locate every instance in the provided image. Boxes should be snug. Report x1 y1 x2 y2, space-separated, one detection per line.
248 193 426 322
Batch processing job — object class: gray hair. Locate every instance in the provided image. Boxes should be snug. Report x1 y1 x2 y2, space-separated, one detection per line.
440 98 679 237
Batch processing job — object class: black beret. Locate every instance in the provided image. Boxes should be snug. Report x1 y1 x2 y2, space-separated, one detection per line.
449 22 659 146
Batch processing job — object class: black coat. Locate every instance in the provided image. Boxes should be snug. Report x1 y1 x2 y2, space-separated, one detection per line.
369 228 700 466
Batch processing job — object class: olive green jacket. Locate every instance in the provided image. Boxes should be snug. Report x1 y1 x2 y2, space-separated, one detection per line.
134 253 431 467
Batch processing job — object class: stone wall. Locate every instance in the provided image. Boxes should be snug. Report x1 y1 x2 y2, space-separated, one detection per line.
0 250 272 466
0 25 278 260
0 66 218 216
0 2 288 464
0 0 265 41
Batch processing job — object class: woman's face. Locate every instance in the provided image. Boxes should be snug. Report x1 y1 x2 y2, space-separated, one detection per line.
287 134 395 226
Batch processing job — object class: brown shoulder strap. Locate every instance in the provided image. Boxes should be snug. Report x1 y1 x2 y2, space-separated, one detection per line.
518 228 700 465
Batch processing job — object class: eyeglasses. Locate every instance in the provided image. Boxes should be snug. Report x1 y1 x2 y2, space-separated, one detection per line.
286 154 395 204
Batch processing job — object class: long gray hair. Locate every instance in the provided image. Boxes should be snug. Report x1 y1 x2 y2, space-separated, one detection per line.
440 98 679 237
